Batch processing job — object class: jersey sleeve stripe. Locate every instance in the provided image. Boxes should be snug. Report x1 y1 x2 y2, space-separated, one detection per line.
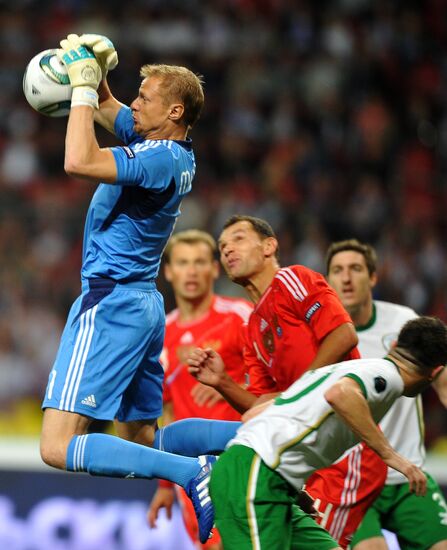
165 309 179 325
344 374 368 398
214 297 252 322
282 267 309 297
330 446 362 540
276 272 305 301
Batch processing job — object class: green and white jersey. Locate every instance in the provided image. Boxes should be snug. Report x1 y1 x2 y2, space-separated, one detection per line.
358 300 421 485
230 358 404 492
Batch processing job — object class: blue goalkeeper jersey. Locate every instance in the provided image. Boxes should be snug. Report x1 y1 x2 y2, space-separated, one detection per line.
81 106 196 282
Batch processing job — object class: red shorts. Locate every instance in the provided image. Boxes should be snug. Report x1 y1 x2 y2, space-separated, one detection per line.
176 486 221 549
305 444 387 549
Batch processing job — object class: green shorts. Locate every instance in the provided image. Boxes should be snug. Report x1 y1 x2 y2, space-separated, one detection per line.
351 472 447 549
210 445 339 550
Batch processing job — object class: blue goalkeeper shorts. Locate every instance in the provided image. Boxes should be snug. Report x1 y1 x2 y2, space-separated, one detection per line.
42 278 165 421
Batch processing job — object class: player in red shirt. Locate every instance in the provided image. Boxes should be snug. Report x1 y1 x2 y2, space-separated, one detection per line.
244 263 360 397
162 294 250 423
188 215 360 414
147 229 252 549
156 216 360 545
186 216 386 547
304 445 386 549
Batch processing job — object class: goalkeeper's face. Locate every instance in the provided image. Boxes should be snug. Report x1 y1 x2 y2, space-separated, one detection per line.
131 76 177 138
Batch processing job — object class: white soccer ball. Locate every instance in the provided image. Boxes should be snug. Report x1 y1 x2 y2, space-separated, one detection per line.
23 48 72 117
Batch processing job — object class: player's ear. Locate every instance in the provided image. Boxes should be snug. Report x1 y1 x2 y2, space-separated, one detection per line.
264 237 278 259
431 365 445 381
169 103 184 121
370 271 378 288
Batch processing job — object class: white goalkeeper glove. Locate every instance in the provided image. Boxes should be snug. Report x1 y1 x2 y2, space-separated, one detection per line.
58 34 102 109
78 33 118 76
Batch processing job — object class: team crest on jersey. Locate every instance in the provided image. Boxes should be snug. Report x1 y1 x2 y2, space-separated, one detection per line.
262 328 275 354
381 333 397 351
260 314 282 353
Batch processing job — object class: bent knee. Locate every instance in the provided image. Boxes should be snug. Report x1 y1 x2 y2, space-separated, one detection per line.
40 408 91 469
40 437 69 470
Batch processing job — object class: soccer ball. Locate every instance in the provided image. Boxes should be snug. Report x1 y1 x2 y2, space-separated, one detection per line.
23 48 72 117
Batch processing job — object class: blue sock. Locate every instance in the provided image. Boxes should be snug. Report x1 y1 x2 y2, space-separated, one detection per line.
66 433 200 488
153 419 241 456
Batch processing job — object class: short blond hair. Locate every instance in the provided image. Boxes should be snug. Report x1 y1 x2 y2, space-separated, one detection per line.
164 229 216 263
140 64 204 129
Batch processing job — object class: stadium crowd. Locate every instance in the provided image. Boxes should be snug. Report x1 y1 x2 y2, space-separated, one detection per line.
0 0 446 446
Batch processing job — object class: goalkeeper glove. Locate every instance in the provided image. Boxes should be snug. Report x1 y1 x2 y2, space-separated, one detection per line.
59 35 102 109
78 33 118 76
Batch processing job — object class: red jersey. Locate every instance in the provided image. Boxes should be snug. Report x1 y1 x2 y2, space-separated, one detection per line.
240 265 379 548
162 295 252 421
306 444 387 548
245 265 360 394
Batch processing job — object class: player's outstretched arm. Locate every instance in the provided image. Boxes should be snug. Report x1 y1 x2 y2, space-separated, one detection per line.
307 322 358 371
324 377 427 496
187 348 256 414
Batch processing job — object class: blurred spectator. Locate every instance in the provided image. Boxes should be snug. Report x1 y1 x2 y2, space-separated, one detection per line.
0 0 446 446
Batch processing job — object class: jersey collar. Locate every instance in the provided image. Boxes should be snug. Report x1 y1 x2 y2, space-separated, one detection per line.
173 138 193 150
356 302 376 332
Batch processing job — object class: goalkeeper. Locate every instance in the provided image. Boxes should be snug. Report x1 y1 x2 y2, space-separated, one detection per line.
39 34 213 544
